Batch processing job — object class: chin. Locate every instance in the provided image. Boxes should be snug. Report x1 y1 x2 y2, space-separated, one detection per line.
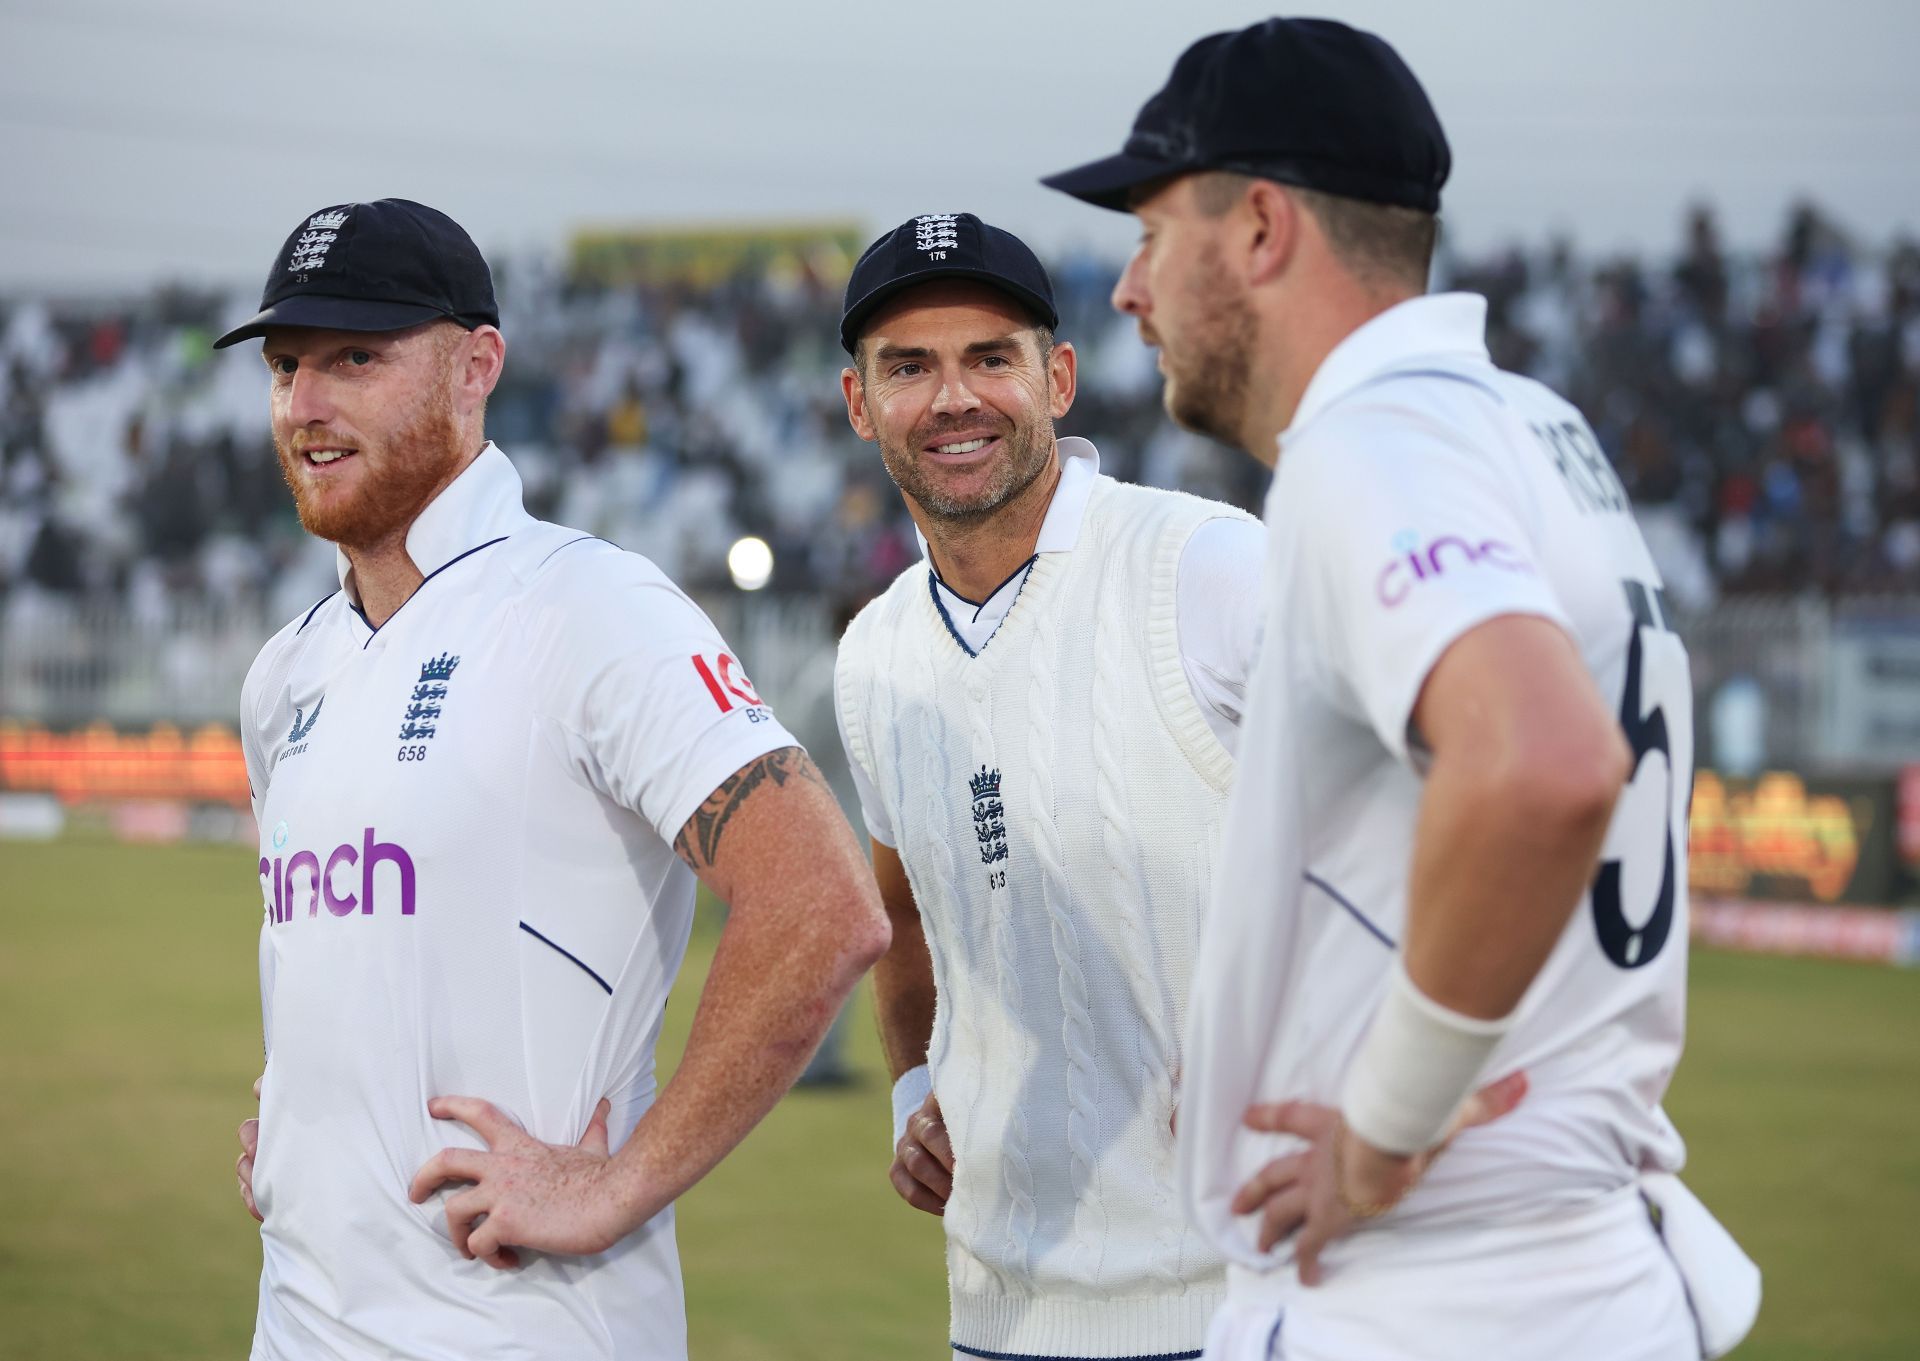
1169 401 1237 451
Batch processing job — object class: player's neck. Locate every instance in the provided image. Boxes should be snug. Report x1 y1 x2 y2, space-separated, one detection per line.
914 449 1062 603
342 534 426 629
341 436 487 627
1247 283 1419 465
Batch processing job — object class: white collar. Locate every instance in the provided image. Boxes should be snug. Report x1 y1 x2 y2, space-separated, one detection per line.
1283 293 1492 442
913 435 1102 565
334 442 534 604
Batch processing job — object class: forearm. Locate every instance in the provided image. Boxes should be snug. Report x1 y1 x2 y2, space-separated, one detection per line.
872 913 937 1082
609 745 889 1226
616 865 876 1214
1403 748 1621 1020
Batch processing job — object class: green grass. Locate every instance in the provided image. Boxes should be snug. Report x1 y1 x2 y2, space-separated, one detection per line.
1 839 1915 1359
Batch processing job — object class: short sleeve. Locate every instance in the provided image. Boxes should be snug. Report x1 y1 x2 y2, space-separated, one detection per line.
832 647 895 848
240 668 268 825
530 547 799 846
1294 406 1573 763
1174 515 1268 753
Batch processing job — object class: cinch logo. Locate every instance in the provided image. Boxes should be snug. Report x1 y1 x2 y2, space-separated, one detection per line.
1376 530 1534 608
259 827 417 924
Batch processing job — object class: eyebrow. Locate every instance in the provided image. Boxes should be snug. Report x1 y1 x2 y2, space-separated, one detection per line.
873 336 1026 364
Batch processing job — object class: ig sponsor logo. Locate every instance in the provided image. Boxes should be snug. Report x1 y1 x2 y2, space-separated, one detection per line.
1376 529 1534 608
692 652 769 722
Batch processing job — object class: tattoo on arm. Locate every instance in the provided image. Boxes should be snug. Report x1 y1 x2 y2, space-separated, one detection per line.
673 745 829 872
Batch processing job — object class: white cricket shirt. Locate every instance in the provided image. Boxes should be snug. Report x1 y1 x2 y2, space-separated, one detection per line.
239 444 795 1360
835 472 1262 1358
846 436 1265 847
1180 295 1693 1288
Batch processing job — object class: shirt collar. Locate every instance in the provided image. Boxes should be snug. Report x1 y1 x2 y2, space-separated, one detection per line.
1283 292 1491 441
335 442 534 602
913 435 1102 564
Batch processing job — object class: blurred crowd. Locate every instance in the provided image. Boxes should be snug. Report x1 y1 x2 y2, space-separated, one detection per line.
3 200 1918 630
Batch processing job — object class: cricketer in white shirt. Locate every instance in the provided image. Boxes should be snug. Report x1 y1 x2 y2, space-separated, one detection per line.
837 436 1265 1360
1178 295 1758 1359
240 443 836 1359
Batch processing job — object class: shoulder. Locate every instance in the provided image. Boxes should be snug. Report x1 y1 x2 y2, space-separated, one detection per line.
241 591 341 733
1287 377 1521 513
837 556 929 656
1092 473 1257 528
509 524 699 626
1088 477 1261 583
499 526 740 714
1179 514 1268 582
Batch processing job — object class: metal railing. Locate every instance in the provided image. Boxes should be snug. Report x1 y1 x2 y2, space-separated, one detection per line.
7 590 1920 779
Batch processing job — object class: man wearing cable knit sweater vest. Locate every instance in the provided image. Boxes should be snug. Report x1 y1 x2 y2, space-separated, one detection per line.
831 213 1266 1361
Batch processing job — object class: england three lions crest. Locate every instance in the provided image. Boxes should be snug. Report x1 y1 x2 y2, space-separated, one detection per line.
397 653 459 756
969 765 1008 866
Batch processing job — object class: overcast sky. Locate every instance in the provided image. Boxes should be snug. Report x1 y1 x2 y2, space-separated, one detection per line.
4 0 1918 292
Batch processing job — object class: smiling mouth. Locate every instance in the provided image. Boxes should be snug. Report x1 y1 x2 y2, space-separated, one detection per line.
301 447 358 466
922 433 1002 465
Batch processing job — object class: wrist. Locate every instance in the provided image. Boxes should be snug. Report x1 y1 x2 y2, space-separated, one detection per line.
1330 1119 1408 1219
891 1063 932 1148
602 1113 677 1237
1340 957 1512 1156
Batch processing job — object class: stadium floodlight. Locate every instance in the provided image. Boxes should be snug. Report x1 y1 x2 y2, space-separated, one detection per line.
727 536 774 591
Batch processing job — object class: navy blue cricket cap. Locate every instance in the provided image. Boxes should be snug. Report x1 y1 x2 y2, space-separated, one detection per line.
840 213 1058 355
1041 17 1449 214
213 198 499 349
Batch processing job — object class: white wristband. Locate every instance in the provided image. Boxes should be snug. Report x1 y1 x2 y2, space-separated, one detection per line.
1340 959 1513 1156
891 1064 933 1150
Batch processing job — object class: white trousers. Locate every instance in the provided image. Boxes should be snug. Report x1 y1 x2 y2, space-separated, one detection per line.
1205 1187 1699 1361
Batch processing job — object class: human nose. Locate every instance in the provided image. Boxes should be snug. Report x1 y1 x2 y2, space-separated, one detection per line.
1112 245 1149 318
285 367 333 427
930 372 981 417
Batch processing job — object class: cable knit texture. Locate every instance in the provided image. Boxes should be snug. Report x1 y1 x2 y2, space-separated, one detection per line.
836 476 1251 1359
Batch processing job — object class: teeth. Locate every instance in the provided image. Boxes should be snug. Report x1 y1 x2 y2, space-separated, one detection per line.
307 449 352 464
935 438 990 455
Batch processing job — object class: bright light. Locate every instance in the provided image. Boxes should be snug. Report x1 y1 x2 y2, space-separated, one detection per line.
727 536 774 591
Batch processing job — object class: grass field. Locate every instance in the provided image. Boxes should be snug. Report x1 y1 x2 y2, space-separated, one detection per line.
2 837 1916 1360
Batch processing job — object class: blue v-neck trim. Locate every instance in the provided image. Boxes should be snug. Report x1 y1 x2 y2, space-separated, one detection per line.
928 554 1037 659
351 535 510 647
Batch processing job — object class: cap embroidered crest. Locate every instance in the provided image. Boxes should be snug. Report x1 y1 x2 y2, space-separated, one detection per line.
913 213 960 260
212 198 499 350
288 208 350 275
838 211 1057 354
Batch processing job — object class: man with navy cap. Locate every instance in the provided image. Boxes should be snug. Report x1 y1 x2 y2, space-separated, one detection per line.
1045 19 1759 1361
221 198 890 1360
831 213 1266 1360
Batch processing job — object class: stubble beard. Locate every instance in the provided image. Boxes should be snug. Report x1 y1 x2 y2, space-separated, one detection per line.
275 379 464 551
879 410 1054 525
1162 245 1258 452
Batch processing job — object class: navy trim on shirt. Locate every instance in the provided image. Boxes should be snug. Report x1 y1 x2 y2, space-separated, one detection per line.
928 554 1038 659
952 1347 1201 1361
1303 871 1396 949
934 553 1041 618
518 921 613 995
298 590 339 633
356 535 510 649
929 570 979 658
536 534 604 572
1349 366 1506 406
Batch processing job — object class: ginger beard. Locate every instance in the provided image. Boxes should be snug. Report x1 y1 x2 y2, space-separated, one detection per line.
1156 241 1257 449
875 396 1054 525
274 362 463 550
